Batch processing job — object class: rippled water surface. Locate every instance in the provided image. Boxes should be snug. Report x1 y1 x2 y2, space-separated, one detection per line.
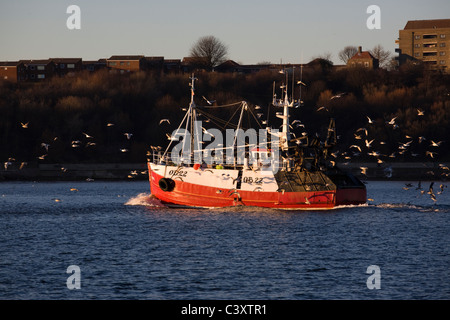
0 180 449 299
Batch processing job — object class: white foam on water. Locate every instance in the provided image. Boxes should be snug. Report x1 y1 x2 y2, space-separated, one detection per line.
125 193 166 207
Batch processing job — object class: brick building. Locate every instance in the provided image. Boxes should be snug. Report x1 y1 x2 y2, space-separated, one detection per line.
19 59 56 81
0 61 26 82
396 19 450 72
51 58 83 76
347 46 379 69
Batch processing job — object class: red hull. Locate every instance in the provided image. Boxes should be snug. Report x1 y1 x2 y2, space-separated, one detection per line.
148 163 366 210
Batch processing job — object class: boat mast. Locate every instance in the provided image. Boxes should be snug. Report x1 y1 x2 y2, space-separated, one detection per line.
187 74 202 163
273 69 293 152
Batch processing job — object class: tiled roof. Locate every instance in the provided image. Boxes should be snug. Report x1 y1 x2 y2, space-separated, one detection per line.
107 55 144 61
350 51 376 60
0 61 23 67
404 19 450 30
50 58 82 63
19 59 53 65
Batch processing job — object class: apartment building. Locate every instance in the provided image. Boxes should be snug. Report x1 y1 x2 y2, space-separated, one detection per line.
396 19 450 72
0 61 26 82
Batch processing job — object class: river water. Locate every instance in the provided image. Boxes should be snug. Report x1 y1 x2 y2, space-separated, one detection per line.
0 180 448 300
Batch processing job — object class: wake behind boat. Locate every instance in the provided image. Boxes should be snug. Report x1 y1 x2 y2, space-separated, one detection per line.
147 73 366 210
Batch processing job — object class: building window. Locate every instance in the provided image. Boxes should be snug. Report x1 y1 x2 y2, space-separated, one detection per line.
109 62 116 66
423 34 437 39
415 44 421 48
60 64 65 69
67 64 75 68
120 61 125 66
440 51 446 56
440 60 446 65
423 43 437 48
37 74 45 79
440 34 446 39
415 35 421 40
414 53 421 57
423 52 437 57
364 62 370 68
29 66 35 70
440 43 446 47
37 65 45 70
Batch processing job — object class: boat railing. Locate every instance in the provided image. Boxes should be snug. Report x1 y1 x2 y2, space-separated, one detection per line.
149 150 297 172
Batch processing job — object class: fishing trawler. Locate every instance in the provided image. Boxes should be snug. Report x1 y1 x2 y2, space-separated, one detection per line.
147 72 366 210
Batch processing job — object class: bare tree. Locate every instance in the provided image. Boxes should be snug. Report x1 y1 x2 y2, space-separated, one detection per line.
370 44 392 69
189 35 228 70
338 46 358 64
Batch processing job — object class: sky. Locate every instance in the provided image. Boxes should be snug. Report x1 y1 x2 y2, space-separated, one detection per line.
0 0 449 65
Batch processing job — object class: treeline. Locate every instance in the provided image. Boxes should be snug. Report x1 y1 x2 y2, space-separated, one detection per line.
0 62 449 166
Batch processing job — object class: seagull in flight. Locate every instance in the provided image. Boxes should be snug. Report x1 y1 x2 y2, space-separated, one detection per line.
316 106 328 112
417 109 425 116
202 96 215 105
83 132 93 139
41 143 50 152
365 139 375 148
387 117 397 125
366 116 374 124
430 140 443 147
21 122 29 128
159 119 170 125
124 133 133 140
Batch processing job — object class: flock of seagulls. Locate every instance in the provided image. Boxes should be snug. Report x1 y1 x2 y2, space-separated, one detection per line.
4 81 448 202
402 181 447 203
3 121 141 179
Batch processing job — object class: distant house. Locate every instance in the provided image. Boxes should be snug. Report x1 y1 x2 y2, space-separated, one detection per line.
163 59 181 73
51 58 82 76
19 59 56 81
214 60 242 73
82 59 107 72
145 56 164 72
347 46 379 69
181 57 201 73
0 61 26 83
106 55 146 72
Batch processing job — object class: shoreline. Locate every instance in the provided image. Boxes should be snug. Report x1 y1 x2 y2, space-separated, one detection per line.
1 162 448 182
